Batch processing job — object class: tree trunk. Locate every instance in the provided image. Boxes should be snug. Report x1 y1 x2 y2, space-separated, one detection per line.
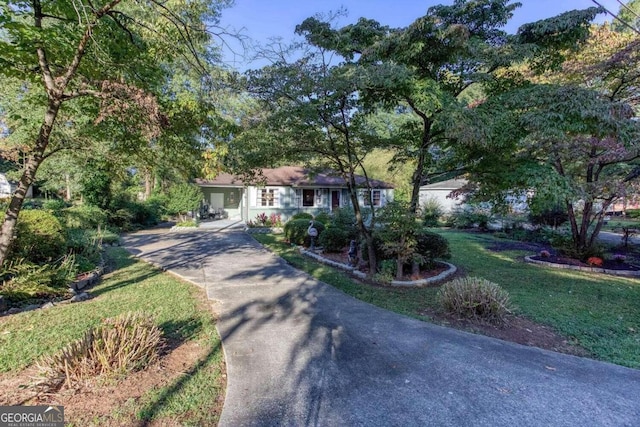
0 100 61 266
142 168 154 200
345 180 377 275
65 173 72 200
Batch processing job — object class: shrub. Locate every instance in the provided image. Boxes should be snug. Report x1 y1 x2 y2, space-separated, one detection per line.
448 204 491 229
437 277 512 324
166 183 202 221
529 206 569 229
42 199 68 217
10 209 67 263
176 219 198 227
284 219 325 246
64 204 108 229
415 230 451 267
36 312 163 391
291 212 313 220
374 259 396 284
421 197 444 227
1 257 75 303
318 226 350 252
314 211 331 225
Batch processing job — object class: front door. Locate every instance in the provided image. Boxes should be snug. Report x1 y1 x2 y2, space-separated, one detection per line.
331 190 340 211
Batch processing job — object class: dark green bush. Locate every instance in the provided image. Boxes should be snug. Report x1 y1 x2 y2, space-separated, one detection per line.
625 209 640 218
416 230 451 266
329 208 358 239
64 205 108 229
314 211 331 225
291 212 313 220
529 206 569 229
318 226 350 252
284 219 325 246
10 209 67 263
42 199 68 217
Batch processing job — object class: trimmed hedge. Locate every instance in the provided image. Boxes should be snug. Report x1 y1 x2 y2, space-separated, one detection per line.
11 210 67 263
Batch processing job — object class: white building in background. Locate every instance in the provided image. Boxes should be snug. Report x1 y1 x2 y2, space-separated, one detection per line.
418 178 467 213
0 173 32 199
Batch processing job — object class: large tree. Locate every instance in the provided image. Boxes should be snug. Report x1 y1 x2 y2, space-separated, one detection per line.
0 0 228 265
295 1 604 215
238 19 388 274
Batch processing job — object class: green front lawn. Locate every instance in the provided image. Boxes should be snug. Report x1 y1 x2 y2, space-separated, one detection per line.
0 247 225 426
254 230 640 369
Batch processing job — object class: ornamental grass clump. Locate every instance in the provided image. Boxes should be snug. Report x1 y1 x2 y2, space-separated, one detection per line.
36 312 163 391
437 277 512 324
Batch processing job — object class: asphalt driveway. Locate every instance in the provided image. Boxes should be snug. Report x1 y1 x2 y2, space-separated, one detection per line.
123 224 640 427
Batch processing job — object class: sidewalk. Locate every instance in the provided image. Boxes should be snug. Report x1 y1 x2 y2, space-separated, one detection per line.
123 226 640 427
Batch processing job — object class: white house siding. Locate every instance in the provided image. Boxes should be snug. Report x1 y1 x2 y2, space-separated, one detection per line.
419 179 467 213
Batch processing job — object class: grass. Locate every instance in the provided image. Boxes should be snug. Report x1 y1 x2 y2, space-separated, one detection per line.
253 231 640 369
0 247 225 426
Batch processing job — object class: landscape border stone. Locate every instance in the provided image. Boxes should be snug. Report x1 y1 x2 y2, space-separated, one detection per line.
300 248 457 287
524 255 640 277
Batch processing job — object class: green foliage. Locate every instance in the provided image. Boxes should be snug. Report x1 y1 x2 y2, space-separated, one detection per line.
314 211 331 225
374 259 396 284
10 209 67 263
447 204 492 230
64 205 108 229
330 208 358 238
80 164 112 210
415 230 451 267
437 277 512 324
375 200 422 278
318 226 351 253
421 197 444 227
42 199 68 216
284 219 325 246
166 184 203 221
37 312 163 391
529 206 569 229
625 209 640 219
291 212 314 220
176 219 199 228
0 257 75 303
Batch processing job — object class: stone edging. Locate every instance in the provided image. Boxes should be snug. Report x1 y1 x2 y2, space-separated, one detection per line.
524 256 640 277
300 248 457 287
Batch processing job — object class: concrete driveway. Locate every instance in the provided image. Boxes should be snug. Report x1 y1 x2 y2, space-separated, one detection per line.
123 225 640 427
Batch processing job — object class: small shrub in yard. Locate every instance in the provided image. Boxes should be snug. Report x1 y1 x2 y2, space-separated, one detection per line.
437 277 512 324
421 197 444 227
415 230 451 267
314 211 331 225
9 209 67 263
1 257 75 303
64 204 108 229
36 312 163 391
318 226 350 252
284 219 325 246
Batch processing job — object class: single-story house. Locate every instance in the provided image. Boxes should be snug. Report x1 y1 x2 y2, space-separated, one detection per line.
195 166 394 222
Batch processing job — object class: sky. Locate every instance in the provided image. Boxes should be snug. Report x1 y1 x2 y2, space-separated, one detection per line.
215 0 625 70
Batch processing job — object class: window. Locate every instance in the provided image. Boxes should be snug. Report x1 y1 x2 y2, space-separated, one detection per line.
303 189 315 207
363 190 382 207
258 188 278 207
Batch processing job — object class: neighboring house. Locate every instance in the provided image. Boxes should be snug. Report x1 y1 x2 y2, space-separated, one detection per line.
0 173 32 199
195 166 394 222
419 178 529 214
419 179 468 213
